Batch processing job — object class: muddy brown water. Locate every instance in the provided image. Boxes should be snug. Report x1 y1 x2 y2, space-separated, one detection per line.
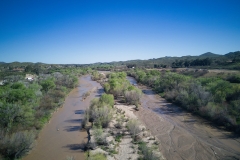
127 76 240 160
23 75 103 160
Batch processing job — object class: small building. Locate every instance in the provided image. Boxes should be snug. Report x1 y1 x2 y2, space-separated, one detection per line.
26 77 34 81
25 74 36 81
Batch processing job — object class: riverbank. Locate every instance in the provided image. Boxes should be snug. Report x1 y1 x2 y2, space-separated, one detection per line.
23 75 103 160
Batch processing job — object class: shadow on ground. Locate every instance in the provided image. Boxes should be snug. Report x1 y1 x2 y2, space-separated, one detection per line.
64 126 82 132
75 110 84 114
65 119 83 124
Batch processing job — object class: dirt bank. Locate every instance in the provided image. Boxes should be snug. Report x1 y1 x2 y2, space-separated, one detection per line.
23 75 103 160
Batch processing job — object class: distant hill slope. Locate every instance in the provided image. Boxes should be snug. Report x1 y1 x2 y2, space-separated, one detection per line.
199 52 221 57
89 51 240 70
1 51 240 70
225 51 240 59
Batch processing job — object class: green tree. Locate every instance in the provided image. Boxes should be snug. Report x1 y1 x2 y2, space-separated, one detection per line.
41 79 56 92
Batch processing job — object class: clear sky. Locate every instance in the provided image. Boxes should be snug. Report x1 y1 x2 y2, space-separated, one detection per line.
0 0 240 64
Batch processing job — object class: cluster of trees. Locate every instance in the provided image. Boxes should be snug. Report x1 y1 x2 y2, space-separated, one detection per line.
83 94 115 151
0 69 82 159
128 69 240 133
103 72 142 106
91 71 106 81
90 64 113 71
0 62 91 80
171 58 212 68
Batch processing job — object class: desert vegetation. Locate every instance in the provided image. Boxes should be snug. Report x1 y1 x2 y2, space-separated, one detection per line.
127 69 240 133
83 93 114 128
0 67 88 159
83 93 163 160
82 72 163 160
103 72 142 107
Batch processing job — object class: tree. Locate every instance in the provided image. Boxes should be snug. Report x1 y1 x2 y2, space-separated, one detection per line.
0 103 22 132
41 79 56 92
0 130 35 159
99 93 114 107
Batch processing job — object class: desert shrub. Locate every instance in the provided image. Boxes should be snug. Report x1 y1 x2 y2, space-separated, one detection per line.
82 109 90 128
99 93 114 107
0 103 22 132
84 94 114 128
104 72 132 97
86 152 106 160
138 141 159 160
174 82 212 111
103 83 110 93
164 89 178 102
0 131 36 159
127 119 141 138
40 78 56 93
0 102 35 133
90 105 113 128
51 89 65 99
39 95 56 110
92 71 106 81
124 88 142 105
115 116 124 129
92 126 106 145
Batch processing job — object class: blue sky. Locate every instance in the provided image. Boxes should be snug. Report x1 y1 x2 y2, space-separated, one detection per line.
0 0 240 64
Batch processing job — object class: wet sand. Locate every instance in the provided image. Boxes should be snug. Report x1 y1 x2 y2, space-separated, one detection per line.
23 75 103 160
127 76 240 160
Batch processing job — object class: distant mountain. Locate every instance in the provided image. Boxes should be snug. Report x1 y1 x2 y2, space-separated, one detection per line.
199 52 221 57
0 62 5 64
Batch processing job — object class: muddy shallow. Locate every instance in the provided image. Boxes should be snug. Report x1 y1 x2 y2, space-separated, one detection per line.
23 75 103 160
127 76 240 160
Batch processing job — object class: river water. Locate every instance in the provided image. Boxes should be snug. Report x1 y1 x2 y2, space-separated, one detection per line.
127 76 240 160
23 75 103 160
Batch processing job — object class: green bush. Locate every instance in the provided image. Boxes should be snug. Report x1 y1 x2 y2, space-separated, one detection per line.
138 141 159 160
86 152 106 160
127 119 141 138
84 94 114 128
0 131 36 159
92 126 106 145
124 88 142 105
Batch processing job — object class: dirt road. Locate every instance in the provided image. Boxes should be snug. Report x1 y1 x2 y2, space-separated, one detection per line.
127 76 240 160
23 75 103 160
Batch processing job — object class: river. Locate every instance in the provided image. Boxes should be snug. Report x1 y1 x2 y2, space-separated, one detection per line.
23 75 103 160
127 76 240 160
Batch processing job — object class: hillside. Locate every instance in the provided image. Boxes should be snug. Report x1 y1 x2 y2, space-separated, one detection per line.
98 51 240 70
1 51 240 71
